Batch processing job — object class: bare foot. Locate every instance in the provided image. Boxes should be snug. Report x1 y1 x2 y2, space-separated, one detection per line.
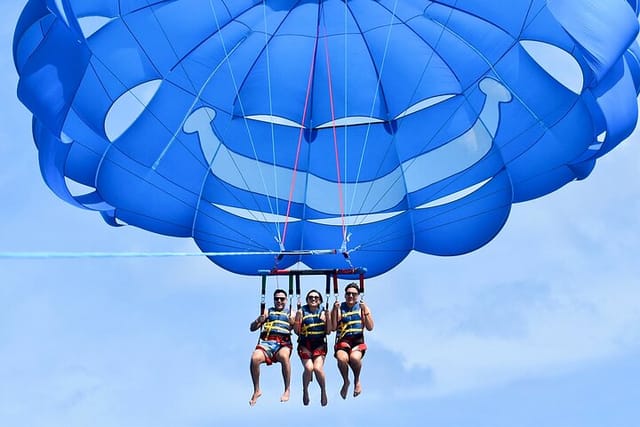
340 380 350 399
320 389 328 407
280 389 290 403
353 381 362 397
303 389 310 406
249 390 262 406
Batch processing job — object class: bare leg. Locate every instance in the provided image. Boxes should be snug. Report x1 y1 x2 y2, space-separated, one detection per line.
275 347 291 402
349 351 363 397
301 358 313 405
249 350 265 406
313 356 328 406
336 350 350 399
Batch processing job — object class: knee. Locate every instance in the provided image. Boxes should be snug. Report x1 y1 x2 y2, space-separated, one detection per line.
276 351 290 365
279 348 291 360
251 351 264 364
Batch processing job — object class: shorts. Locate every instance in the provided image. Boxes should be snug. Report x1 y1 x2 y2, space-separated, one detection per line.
297 338 328 360
334 335 367 357
256 335 292 365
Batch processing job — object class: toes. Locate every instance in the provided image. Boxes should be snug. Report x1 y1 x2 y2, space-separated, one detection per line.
321 393 328 407
353 382 362 397
340 383 349 399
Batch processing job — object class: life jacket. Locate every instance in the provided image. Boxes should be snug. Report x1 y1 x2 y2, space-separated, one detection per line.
299 304 326 338
338 301 363 340
261 307 292 339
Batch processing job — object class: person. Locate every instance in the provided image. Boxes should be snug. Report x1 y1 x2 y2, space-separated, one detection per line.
293 289 331 406
249 289 294 406
332 282 374 399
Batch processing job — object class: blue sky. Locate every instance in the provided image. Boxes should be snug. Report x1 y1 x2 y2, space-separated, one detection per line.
2 1 640 426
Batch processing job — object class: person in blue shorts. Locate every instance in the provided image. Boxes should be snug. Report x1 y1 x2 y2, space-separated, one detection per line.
249 289 294 406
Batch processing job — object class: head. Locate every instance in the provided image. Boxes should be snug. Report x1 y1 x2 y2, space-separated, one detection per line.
305 289 323 308
344 282 360 305
273 289 287 309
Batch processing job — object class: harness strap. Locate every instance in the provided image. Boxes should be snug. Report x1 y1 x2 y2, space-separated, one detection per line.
262 310 292 340
325 274 331 311
301 312 325 336
295 273 301 311
260 274 267 315
338 320 364 340
288 274 294 316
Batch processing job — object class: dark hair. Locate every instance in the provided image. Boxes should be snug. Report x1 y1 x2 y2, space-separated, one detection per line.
344 282 360 294
273 289 287 298
305 289 323 303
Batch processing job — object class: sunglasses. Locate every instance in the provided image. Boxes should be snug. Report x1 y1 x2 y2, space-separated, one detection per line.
307 295 320 300
345 292 359 297
274 297 286 302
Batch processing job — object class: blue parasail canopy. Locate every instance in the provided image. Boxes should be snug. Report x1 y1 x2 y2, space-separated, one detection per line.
13 0 640 277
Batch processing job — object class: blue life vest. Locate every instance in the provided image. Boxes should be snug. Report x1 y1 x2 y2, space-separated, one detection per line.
300 304 326 338
338 302 363 339
262 307 292 339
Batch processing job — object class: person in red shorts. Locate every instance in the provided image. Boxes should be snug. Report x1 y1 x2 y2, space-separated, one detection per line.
332 282 374 399
249 289 294 406
293 289 331 406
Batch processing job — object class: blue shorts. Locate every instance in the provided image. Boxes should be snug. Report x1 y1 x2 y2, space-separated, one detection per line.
256 335 292 365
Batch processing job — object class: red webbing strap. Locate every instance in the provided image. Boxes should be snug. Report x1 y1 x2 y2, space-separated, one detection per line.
359 271 365 301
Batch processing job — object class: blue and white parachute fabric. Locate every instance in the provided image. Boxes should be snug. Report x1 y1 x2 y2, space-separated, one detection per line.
13 0 640 277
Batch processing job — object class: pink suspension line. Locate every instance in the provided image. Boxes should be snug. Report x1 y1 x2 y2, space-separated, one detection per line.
280 28 319 247
321 18 348 243
281 11 348 252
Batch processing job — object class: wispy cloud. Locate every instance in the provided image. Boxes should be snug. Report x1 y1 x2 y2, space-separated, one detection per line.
366 137 640 398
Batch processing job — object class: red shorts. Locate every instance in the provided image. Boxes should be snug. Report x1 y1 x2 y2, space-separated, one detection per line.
334 335 367 356
297 338 327 360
